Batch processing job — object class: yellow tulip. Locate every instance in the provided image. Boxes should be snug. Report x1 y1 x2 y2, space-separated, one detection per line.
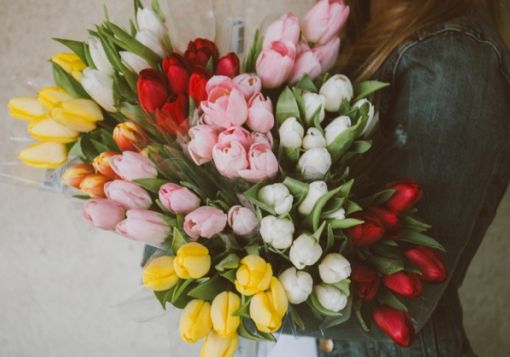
142 256 179 292
28 118 79 143
211 292 241 337
200 331 238 357
179 299 213 343
235 255 272 296
173 243 211 279
18 141 67 169
8 97 48 121
249 277 288 333
52 98 103 133
52 52 86 81
38 87 73 109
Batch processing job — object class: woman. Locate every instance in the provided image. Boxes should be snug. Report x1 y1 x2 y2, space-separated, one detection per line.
317 0 510 356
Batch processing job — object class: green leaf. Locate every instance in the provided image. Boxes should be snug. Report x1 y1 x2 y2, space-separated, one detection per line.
243 183 277 216
154 288 174 309
309 180 353 231
171 227 188 253
133 0 143 14
276 87 301 125
238 318 276 342
332 279 351 297
72 194 90 200
288 305 305 331
371 242 403 260
220 269 236 284
215 254 240 272
378 290 408 312
295 74 318 92
329 218 364 229
187 276 228 300
353 299 370 332
326 223 335 252
345 200 363 214
133 178 168 193
245 245 261 256
151 0 166 21
52 62 90 99
398 229 446 252
359 189 396 207
403 215 432 232
353 81 390 101
170 279 195 308
53 38 88 64
243 29 263 73
233 296 251 318
369 255 404 275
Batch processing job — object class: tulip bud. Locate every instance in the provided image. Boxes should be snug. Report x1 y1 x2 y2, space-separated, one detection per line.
326 208 346 220
238 143 279 183
162 54 189 95
51 98 104 133
256 41 297 89
137 69 168 113
247 93 274 133
116 209 170 244
279 117 304 149
179 299 212 343
251 131 273 149
88 37 113 74
351 262 380 301
260 216 294 249
37 86 72 110
235 255 272 296
201 331 238 357
383 272 423 299
233 74 262 99
301 0 350 45
79 174 111 198
367 206 400 231
8 96 48 121
212 141 249 179
156 94 189 135
298 181 328 215
263 12 300 48
185 38 219 67
353 98 375 136
312 37 341 72
405 246 447 283
288 49 322 84
113 122 148 152
314 284 348 312
318 253 351 284
136 30 166 57
174 242 211 279
385 180 423 213
347 213 385 246
183 206 227 240
18 142 68 169
279 267 313 304
319 74 353 112
298 148 332 180
159 183 201 214
62 163 95 189
81 69 117 113
211 291 241 337
30 117 77 143
249 277 288 333
104 180 152 209
373 305 415 347
290 233 323 269
92 151 119 179
217 126 252 150
216 52 240 78
228 205 258 236
142 256 179 291
120 51 151 74
324 116 351 145
51 52 86 81
258 183 293 215
302 128 326 150
82 198 125 230
188 72 209 103
137 8 167 40
188 125 218 165
109 151 158 181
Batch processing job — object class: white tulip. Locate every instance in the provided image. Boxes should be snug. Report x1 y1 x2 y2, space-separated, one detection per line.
258 183 294 215
120 51 151 74
303 92 326 124
137 8 167 40
318 253 351 284
136 30 165 57
315 284 348 312
289 233 323 269
260 216 294 249
324 116 351 145
319 74 353 112
81 68 117 112
298 181 328 215
88 37 113 75
298 148 332 180
279 267 314 304
326 208 346 220
279 117 304 149
302 128 326 150
353 99 376 136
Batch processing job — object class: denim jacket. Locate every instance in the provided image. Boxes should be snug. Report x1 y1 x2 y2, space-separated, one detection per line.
318 10 510 357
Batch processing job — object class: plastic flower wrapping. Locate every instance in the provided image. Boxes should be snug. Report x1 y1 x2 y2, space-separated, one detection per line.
4 0 449 353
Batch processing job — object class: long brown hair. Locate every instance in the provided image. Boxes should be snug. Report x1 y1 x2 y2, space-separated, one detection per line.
341 0 508 81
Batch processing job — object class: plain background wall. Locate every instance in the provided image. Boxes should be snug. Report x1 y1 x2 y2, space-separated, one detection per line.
0 1 509 356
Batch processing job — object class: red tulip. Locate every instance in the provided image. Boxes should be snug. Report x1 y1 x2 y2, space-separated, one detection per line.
383 272 422 298
384 180 423 213
184 38 219 68
347 213 385 246
405 246 447 283
163 54 190 95
156 94 188 135
137 69 168 113
368 207 400 231
373 305 415 347
216 52 240 78
188 72 209 103
351 262 380 301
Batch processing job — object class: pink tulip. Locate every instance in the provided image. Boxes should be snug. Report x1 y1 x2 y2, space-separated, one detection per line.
256 41 296 89
201 77 248 129
251 131 273 149
313 37 341 72
183 206 228 239
263 12 300 48
105 180 152 209
205 75 234 94
82 199 126 230
116 209 171 245
217 126 252 150
212 141 249 178
301 0 350 45
238 143 279 182
228 205 258 236
289 49 322 84
110 151 158 181
233 73 262 99
247 93 274 133
158 183 201 214
187 125 219 165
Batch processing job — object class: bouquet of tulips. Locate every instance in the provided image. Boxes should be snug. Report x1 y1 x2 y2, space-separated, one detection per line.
6 0 449 354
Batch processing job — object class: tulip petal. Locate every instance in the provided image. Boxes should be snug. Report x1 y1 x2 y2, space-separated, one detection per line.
8 97 48 121
28 118 79 143
18 141 67 169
